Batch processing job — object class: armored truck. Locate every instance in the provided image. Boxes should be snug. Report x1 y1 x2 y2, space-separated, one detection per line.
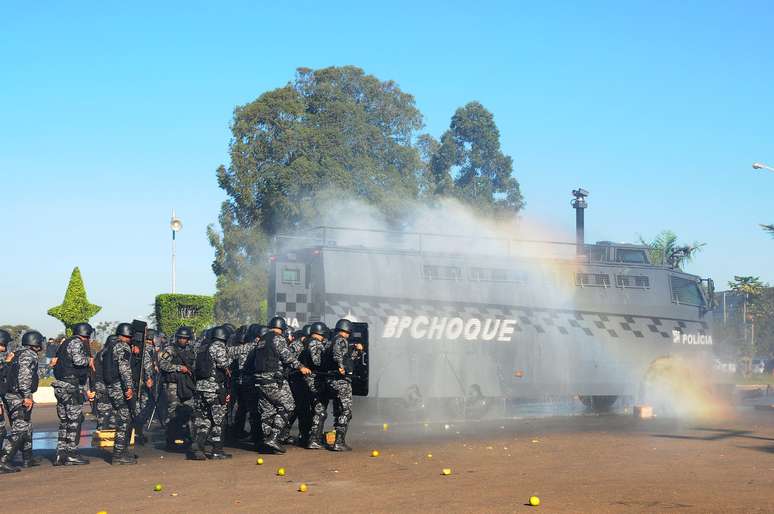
268 191 715 414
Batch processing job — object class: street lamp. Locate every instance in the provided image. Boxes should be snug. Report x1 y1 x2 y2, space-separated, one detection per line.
752 162 774 172
170 210 183 294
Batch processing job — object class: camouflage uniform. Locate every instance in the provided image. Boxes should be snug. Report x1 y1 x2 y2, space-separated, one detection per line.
228 340 259 440
159 341 196 446
284 336 308 442
93 343 115 430
304 337 328 444
0 347 8 446
1 348 39 457
52 337 90 453
254 333 303 447
107 338 134 458
129 343 155 434
192 339 230 454
324 335 362 432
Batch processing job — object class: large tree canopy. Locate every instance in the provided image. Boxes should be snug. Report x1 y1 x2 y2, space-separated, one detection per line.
209 66 522 323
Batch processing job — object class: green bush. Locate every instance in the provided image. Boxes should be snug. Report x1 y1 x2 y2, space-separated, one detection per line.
155 294 214 338
47 267 102 336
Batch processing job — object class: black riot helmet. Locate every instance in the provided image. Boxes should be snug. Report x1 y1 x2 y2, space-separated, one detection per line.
145 328 156 341
302 324 312 338
334 319 353 335
210 325 229 342
222 323 236 337
309 322 327 337
246 324 264 342
257 326 270 339
72 322 94 338
21 331 45 348
175 326 193 340
292 330 303 342
115 323 134 338
0 329 11 346
235 325 248 344
268 316 287 331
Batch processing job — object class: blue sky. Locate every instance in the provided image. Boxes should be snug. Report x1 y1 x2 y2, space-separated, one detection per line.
1 1 773 336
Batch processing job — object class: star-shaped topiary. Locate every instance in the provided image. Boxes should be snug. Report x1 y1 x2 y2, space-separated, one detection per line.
47 267 102 336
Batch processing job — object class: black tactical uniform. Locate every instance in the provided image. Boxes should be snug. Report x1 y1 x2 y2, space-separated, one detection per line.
322 319 362 451
0 331 44 474
159 326 197 449
282 328 308 445
129 334 155 444
52 322 93 466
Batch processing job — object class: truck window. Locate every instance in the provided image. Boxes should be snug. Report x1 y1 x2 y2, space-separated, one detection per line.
576 273 611 288
670 276 704 306
282 267 301 284
616 249 649 264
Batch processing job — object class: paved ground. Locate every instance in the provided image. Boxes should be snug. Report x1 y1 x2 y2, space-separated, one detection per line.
0 402 772 513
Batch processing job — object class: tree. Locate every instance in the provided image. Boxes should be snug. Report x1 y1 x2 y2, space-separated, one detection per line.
209 66 426 323
728 276 765 298
424 102 523 217
761 224 774 238
638 230 705 269
47 267 102 337
0 325 32 344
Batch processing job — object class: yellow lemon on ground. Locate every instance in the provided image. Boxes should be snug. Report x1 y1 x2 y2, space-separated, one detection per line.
97 511 108 514
371 450 380 457
277 467 286 476
256 457 264 465
426 453 433 458
154 484 163 492
529 496 540 506
298 483 308 492
441 468 452 476
382 423 389 431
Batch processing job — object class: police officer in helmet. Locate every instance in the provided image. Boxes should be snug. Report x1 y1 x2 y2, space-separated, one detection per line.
253 316 311 454
322 319 363 451
159 326 197 450
0 331 45 473
0 329 13 462
52 322 95 466
105 323 137 465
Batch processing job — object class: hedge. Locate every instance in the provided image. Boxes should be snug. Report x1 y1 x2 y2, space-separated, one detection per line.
47 267 102 337
155 294 215 338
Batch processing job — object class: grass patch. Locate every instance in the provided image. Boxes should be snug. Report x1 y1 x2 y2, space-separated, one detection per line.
734 374 774 386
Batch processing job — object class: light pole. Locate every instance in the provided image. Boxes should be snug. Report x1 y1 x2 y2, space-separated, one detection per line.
752 162 774 172
170 210 183 293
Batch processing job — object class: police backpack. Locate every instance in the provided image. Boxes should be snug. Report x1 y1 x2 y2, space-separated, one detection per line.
102 342 120 385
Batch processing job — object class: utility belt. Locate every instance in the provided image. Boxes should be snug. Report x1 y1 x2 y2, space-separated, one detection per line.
254 372 284 387
56 376 83 387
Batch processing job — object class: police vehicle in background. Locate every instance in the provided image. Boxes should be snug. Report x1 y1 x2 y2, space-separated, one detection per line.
268 189 716 417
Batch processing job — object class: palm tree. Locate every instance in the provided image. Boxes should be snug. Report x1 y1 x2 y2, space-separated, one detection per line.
638 230 706 269
728 276 764 298
761 224 774 238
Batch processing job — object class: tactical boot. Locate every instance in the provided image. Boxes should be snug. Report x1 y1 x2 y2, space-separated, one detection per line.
281 434 298 446
66 451 90 465
263 436 286 454
111 451 137 465
21 449 42 467
330 428 352 452
305 425 324 450
0 437 23 473
188 433 208 460
208 443 232 460
53 451 68 466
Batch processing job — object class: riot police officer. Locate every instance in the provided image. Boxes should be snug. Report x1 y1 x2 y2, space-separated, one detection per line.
129 329 155 444
190 325 232 460
322 319 363 451
104 323 136 465
228 324 261 442
52 322 94 466
301 322 329 449
159 326 196 450
282 328 308 445
253 316 311 454
0 329 12 456
93 335 116 431
0 330 44 473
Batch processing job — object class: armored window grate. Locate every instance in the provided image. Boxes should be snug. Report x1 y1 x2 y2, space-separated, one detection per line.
282 268 301 284
423 265 462 281
468 267 529 284
616 275 650 288
576 273 611 288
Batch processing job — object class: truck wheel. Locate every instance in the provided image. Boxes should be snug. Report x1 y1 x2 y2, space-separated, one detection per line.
579 395 618 412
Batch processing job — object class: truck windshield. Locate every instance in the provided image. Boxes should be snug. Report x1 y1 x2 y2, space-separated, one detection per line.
670 276 705 306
